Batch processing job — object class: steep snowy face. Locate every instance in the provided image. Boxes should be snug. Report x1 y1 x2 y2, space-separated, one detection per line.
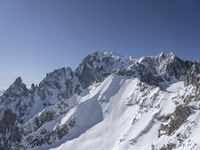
49 74 200 150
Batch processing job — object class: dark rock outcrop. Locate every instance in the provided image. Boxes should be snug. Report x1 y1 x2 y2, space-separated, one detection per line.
0 109 24 150
75 52 121 88
38 67 81 105
185 62 200 87
159 105 192 137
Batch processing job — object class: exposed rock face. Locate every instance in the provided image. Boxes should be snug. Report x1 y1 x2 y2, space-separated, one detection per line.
0 77 33 123
137 52 192 85
37 67 81 105
160 53 192 81
0 109 23 150
23 100 70 136
184 62 200 101
76 52 193 87
185 62 200 87
159 105 192 137
0 99 77 150
159 143 176 150
0 68 83 149
25 117 75 149
75 52 123 88
117 52 192 86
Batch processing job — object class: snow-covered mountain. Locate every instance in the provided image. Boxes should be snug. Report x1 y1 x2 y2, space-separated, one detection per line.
0 52 200 150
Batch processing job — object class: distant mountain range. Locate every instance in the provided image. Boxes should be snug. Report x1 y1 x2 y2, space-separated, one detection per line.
0 52 200 150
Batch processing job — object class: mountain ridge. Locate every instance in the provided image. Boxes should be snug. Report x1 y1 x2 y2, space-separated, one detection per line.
0 51 200 150
6 51 195 90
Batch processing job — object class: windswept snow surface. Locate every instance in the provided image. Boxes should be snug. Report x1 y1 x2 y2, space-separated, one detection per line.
48 74 197 150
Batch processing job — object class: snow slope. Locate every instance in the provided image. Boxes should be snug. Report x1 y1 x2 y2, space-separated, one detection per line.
48 74 200 150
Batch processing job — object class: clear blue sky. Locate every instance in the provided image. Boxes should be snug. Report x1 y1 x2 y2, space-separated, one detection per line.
0 0 200 89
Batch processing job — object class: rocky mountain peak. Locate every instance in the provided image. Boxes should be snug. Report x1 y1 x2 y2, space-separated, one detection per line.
0 77 33 124
4 77 28 96
14 77 23 84
165 52 175 58
157 52 176 62
10 77 26 89
0 51 200 150
75 51 195 87
91 51 123 59
44 67 73 81
158 52 166 59
75 51 123 88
